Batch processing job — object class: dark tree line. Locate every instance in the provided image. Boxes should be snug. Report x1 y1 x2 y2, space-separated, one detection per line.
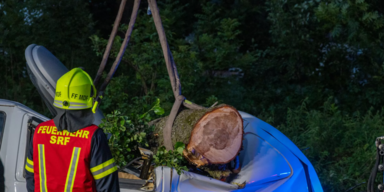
1 0 384 190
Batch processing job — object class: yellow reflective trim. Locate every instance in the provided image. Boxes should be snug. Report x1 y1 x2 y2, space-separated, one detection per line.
93 166 118 180
64 147 81 192
92 101 98 114
64 149 75 192
90 158 115 173
25 164 34 173
73 150 80 185
27 157 34 166
38 144 48 192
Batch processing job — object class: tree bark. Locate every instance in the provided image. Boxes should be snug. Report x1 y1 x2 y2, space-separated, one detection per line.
153 104 243 167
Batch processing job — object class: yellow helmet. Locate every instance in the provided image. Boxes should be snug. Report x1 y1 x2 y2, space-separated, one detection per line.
53 68 96 110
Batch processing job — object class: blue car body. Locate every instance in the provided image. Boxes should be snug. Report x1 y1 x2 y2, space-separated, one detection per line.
237 111 322 191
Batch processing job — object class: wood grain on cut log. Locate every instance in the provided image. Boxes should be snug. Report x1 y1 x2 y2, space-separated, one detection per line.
153 104 243 167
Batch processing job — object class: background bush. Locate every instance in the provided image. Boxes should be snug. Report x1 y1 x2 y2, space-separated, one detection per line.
276 98 384 191
1 0 384 190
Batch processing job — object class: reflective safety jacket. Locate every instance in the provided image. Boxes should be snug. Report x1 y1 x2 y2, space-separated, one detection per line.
25 120 120 192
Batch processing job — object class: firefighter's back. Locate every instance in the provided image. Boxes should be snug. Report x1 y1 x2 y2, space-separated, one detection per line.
32 120 98 192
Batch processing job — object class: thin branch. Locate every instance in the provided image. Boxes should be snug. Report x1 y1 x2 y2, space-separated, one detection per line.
183 101 206 110
345 182 365 192
134 70 149 95
150 71 157 93
94 0 127 86
148 117 162 127
121 60 149 95
210 101 218 108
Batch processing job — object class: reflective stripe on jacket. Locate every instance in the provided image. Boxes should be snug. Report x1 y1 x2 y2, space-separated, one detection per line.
30 119 118 192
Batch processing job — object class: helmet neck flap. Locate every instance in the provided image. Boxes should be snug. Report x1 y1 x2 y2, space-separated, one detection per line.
53 107 94 132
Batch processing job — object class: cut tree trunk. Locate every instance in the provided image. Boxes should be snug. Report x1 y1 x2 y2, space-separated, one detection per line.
153 104 243 167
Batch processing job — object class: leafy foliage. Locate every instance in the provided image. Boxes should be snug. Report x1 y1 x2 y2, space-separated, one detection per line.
277 98 384 191
99 98 164 168
245 0 384 121
99 110 150 168
153 142 188 175
0 0 98 117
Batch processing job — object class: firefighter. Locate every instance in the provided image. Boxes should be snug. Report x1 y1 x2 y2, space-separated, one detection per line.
25 68 120 192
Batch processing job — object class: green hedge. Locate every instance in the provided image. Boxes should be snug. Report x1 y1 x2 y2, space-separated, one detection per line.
271 98 384 191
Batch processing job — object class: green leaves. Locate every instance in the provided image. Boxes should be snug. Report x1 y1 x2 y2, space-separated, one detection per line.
276 97 384 191
176 146 184 155
174 142 185 155
153 98 165 115
362 11 379 22
99 98 163 168
153 142 188 175
330 24 342 37
139 99 165 119
153 106 164 115
174 142 184 149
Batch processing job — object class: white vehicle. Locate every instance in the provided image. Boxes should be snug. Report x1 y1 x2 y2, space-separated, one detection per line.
0 44 323 192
